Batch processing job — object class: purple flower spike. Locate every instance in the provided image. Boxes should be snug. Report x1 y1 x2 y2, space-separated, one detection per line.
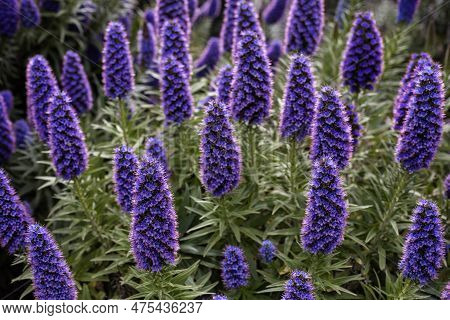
161 20 192 77
397 0 420 24
61 51 93 114
200 100 241 197
301 157 349 254
399 199 445 285
102 22 135 100
195 37 221 77
393 53 431 131
145 8 156 26
14 119 31 149
21 0 41 28
220 0 239 53
188 0 197 17
157 0 191 37
263 0 288 25
0 0 19 37
395 60 444 173
138 22 157 69
26 224 77 300
284 0 324 55
215 64 233 105
47 90 88 180
282 270 315 300
145 137 169 176
0 97 15 163
221 245 250 290
344 103 363 150
0 90 13 113
444 174 450 199
310 87 352 170
130 156 179 272
231 30 273 125
259 240 277 263
113 145 138 213
212 294 228 300
340 11 384 93
279 54 317 143
197 0 221 19
26 55 58 143
441 282 450 300
267 40 283 68
0 168 33 254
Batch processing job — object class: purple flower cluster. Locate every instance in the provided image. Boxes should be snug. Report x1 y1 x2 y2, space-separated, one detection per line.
284 0 324 55
102 22 135 100
230 30 273 125
220 0 239 53
395 59 444 173
397 0 420 24
14 119 31 149
26 224 77 300
47 90 88 180
0 0 19 37
0 90 13 113
310 87 352 170
441 282 450 300
160 20 192 77
157 0 191 37
145 8 156 26
280 54 317 142
221 245 250 290
212 294 228 300
0 168 33 254
344 103 363 150
113 145 138 213
301 157 349 254
340 11 384 93
267 40 283 68
282 270 315 300
188 0 197 17
138 22 157 69
195 37 221 77
215 64 233 105
130 156 179 272
263 0 288 25
200 100 241 197
61 51 93 114
258 240 277 263
0 96 15 163
399 200 444 285
21 0 41 28
145 137 169 176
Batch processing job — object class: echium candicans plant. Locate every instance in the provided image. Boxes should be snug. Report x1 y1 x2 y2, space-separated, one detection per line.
0 96 15 163
344 103 362 150
20 0 41 28
263 0 288 25
0 168 33 254
14 119 31 149
310 87 352 170
259 240 277 263
282 270 315 300
215 64 233 105
0 90 13 112
284 0 324 55
26 224 77 300
161 20 192 77
145 137 169 176
301 157 349 254
0 0 19 37
199 100 241 197
61 51 93 114
195 37 221 77
47 90 88 180
393 53 431 131
102 21 135 100
230 30 273 125
160 55 193 124
130 156 179 272
340 11 384 93
399 200 445 285
220 0 239 53
221 245 250 290
395 59 444 173
267 40 283 68
397 0 420 24
279 54 317 143
26 55 58 142
113 145 138 213
138 22 157 69
157 0 191 37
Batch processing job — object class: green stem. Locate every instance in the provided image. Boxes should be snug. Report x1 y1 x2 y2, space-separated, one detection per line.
288 140 298 196
118 99 129 145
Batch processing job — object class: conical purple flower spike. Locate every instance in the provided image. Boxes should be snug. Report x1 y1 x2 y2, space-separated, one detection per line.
0 168 33 254
161 20 192 77
145 8 156 26
47 90 88 180
195 37 221 77
259 240 277 263
444 174 450 199
113 145 138 213
441 282 450 300
14 119 31 149
200 100 241 197
310 87 352 170
145 137 169 176
284 0 324 55
393 53 431 131
215 64 233 105
263 0 288 25
0 0 19 37
231 30 273 125
344 103 363 150
61 50 93 114
188 0 197 18
340 11 384 93
157 0 191 37
220 0 239 53
0 96 15 163
267 40 283 68
0 90 13 113
21 0 41 28
138 22 157 69
130 156 179 272
399 200 445 285
102 22 135 100
395 60 444 173
279 54 317 143
282 270 315 300
26 55 58 143
397 0 420 24
26 224 77 300
301 157 349 254
221 245 250 290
